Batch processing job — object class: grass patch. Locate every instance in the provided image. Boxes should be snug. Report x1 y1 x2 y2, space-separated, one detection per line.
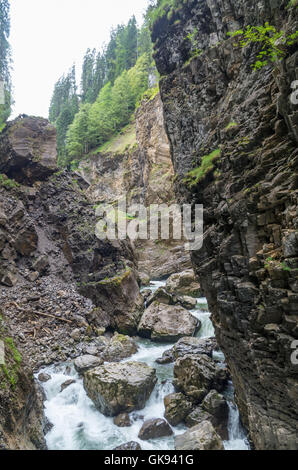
0 174 20 189
95 122 136 155
184 149 221 187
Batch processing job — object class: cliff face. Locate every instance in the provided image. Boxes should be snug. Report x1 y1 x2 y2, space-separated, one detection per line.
153 0 298 449
0 116 140 448
79 94 191 278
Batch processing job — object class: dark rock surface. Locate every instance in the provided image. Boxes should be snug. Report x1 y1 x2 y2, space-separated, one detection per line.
153 0 298 450
138 418 173 440
114 441 142 450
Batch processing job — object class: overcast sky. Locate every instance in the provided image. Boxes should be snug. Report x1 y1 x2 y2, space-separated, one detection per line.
10 0 150 118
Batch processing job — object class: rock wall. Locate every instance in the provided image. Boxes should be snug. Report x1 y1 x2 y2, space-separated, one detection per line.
152 0 298 449
78 94 191 278
0 116 141 448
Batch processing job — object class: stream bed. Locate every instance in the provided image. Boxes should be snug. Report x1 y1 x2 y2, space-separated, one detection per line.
37 280 250 451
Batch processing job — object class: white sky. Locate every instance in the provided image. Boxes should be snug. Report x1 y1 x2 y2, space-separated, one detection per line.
10 0 150 118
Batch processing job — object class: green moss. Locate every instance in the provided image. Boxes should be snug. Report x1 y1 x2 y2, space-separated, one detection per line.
183 148 221 187
0 174 20 189
225 121 238 130
5 337 22 365
0 338 22 390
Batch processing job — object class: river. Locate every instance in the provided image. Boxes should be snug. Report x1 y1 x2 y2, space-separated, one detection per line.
36 280 250 450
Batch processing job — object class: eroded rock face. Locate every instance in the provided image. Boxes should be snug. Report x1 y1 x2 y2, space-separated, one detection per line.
83 361 157 416
138 301 200 342
153 0 298 450
175 421 224 451
0 116 57 184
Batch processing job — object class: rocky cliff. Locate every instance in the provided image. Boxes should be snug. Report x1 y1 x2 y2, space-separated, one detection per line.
152 0 298 450
78 94 191 279
0 116 141 448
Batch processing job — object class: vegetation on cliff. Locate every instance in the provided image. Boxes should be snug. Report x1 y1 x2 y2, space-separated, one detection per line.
49 16 156 168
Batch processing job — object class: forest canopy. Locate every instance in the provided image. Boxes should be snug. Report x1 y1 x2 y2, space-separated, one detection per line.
49 15 157 167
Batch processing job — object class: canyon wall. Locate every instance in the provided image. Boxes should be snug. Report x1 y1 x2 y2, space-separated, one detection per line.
152 0 298 449
78 94 191 279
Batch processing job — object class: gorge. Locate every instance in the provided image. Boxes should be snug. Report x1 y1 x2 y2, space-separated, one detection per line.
0 0 297 452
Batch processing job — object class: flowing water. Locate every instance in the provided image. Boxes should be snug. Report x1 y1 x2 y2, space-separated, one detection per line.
37 280 249 450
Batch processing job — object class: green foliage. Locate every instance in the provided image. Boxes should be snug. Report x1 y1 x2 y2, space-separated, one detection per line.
146 0 183 27
184 149 221 187
0 0 12 129
65 53 151 165
228 22 298 70
225 121 238 130
0 174 20 189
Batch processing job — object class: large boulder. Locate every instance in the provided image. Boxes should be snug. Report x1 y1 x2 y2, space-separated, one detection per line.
102 333 138 362
173 337 218 359
138 418 173 440
166 269 201 297
138 301 200 343
0 116 57 184
173 354 228 403
74 355 103 374
175 421 224 450
83 361 157 416
164 393 193 426
83 268 144 335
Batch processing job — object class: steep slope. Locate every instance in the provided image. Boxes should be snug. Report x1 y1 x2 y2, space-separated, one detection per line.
152 0 298 449
78 93 191 278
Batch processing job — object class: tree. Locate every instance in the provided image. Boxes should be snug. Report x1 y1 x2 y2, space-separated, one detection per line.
66 103 91 162
0 0 11 129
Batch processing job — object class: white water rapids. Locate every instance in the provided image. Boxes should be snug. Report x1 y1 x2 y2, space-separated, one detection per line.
37 280 250 450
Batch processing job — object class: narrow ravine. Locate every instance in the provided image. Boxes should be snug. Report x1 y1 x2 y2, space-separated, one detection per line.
37 280 250 451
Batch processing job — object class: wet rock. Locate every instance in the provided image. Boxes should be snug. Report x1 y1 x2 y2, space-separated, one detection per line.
103 333 138 362
74 355 103 374
164 393 193 426
185 407 214 428
146 287 175 307
60 379 76 392
156 348 175 365
83 361 157 416
201 390 229 441
138 301 199 343
178 296 197 310
38 373 51 383
138 418 173 440
173 355 228 403
114 441 142 450
113 413 132 428
173 337 218 359
166 270 201 297
175 421 224 450
139 272 150 286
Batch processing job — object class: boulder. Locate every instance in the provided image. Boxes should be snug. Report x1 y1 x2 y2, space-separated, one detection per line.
102 333 138 362
83 268 144 335
139 272 150 286
175 421 224 450
173 337 218 359
60 379 76 392
114 441 142 450
83 361 157 416
156 348 175 365
138 301 199 343
146 287 175 307
0 116 57 184
74 355 103 374
138 418 173 440
173 354 228 403
164 393 193 426
113 413 132 428
166 269 201 297
201 390 229 440
179 295 197 310
185 406 214 428
38 373 51 383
